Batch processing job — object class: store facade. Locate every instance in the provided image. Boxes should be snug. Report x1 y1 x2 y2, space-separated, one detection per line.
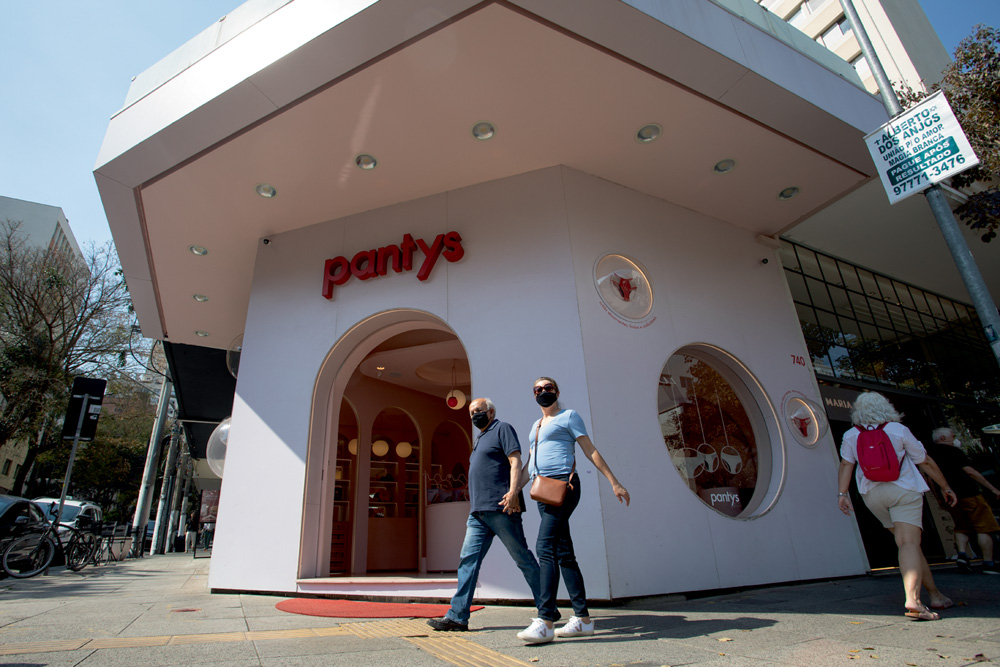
778 239 1000 567
96 0 895 600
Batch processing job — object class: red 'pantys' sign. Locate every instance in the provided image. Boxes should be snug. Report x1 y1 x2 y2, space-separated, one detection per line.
322 231 464 299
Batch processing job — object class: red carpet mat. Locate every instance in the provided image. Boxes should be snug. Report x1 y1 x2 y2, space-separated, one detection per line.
276 598 483 619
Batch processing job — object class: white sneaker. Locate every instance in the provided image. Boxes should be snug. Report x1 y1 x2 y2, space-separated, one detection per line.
554 616 595 637
517 618 554 644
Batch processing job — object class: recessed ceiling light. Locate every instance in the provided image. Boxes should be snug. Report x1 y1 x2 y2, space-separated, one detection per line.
189 245 209 256
471 121 496 140
713 159 737 174
778 186 800 200
376 365 385 371
635 123 662 143
192 294 209 302
195 330 211 337
355 154 377 170
254 183 277 198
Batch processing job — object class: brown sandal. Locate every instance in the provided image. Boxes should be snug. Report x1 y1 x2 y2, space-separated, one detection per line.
904 605 940 621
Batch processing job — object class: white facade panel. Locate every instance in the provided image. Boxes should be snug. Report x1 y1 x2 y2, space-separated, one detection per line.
209 166 868 598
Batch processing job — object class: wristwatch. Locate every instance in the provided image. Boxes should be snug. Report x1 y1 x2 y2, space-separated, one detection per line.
837 493 849 497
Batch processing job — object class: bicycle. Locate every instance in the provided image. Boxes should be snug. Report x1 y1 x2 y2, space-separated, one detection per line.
1 512 98 578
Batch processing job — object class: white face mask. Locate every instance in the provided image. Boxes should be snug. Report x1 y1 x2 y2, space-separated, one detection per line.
952 439 961 448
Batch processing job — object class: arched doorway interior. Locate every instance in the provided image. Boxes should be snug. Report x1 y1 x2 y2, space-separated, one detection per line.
304 310 472 577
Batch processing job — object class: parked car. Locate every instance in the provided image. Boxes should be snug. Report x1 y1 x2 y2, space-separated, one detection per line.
33 497 102 532
0 494 50 577
0 494 48 541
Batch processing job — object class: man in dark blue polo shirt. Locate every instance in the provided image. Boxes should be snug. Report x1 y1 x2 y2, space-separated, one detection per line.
427 397 540 631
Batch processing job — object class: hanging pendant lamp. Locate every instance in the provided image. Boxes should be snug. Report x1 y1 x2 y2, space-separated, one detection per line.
445 359 466 410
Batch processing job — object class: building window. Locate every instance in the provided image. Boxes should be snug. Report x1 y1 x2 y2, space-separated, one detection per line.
851 54 872 80
1 459 11 475
778 239 998 405
788 6 807 29
821 18 853 49
658 346 774 518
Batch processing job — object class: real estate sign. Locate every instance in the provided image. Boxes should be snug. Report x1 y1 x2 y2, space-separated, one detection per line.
864 91 979 204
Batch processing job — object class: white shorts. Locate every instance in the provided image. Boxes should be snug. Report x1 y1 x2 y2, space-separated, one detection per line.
862 483 924 529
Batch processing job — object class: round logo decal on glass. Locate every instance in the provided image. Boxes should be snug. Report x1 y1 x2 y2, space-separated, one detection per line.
594 254 653 324
781 391 829 448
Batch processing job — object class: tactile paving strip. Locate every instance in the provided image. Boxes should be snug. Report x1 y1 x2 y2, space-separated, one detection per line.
0 627 350 655
341 618 438 639
406 635 535 667
0 619 530 667
0 639 89 655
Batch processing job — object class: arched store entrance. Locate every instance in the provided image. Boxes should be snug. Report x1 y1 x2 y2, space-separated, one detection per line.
302 310 472 578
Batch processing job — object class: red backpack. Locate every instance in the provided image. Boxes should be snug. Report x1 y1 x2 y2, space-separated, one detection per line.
855 423 901 482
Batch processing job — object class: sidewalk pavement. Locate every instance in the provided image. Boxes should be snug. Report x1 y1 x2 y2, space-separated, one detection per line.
1 553 998 667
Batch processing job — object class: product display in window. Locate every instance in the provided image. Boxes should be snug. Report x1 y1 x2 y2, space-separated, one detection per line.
658 349 766 518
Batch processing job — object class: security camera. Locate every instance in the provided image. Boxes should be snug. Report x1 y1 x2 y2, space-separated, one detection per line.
262 238 270 245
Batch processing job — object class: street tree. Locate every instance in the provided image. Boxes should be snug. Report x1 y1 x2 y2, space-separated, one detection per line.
898 25 1000 242
32 375 157 521
0 220 134 494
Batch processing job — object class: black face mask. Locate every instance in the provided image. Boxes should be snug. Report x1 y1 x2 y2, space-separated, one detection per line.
535 392 558 408
471 412 491 429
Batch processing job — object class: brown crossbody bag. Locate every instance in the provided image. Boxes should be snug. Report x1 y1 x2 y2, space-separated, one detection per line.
529 419 575 506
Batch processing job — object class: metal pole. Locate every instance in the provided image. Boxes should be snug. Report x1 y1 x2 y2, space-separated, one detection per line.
130 377 172 556
839 0 1000 366
54 394 90 528
165 441 188 552
177 456 193 552
923 186 1000 362
153 425 180 554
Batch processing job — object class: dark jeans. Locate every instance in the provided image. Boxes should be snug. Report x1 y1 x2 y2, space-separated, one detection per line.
444 510 541 624
535 473 588 622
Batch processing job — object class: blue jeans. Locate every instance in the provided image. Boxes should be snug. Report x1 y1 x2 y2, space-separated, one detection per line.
445 510 541 624
536 473 587 622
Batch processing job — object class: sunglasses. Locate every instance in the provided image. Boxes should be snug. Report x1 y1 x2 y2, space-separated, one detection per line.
533 384 556 395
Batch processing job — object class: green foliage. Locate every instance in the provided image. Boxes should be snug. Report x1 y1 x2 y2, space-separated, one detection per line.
0 219 136 494
944 25 1000 242
34 379 156 521
896 25 1000 242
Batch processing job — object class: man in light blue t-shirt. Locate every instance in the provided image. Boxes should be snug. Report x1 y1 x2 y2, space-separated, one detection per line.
427 397 541 631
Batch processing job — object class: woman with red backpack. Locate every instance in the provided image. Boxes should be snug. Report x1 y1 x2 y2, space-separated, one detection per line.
837 392 957 621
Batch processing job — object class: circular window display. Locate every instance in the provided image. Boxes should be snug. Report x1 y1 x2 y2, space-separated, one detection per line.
781 392 829 448
657 347 775 518
594 254 652 321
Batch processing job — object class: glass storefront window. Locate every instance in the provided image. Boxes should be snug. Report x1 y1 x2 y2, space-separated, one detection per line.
778 239 999 405
658 347 774 518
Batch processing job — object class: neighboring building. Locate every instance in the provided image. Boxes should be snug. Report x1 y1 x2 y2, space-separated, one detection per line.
0 197 86 494
756 0 952 93
0 196 84 263
760 0 1000 563
138 343 170 405
0 445 25 495
94 0 998 602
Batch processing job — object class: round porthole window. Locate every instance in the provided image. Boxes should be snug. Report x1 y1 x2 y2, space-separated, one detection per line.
657 346 778 518
594 254 653 321
782 392 829 448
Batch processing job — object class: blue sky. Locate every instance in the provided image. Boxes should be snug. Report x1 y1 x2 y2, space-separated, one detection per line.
1 1 997 248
